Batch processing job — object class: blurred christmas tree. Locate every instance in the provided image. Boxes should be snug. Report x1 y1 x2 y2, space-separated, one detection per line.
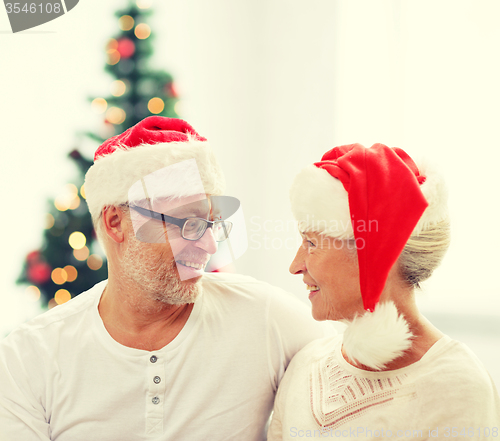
17 0 180 309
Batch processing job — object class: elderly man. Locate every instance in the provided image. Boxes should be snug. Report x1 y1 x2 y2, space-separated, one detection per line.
0 117 327 441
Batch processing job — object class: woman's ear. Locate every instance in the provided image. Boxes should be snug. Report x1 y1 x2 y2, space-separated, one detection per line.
102 206 128 244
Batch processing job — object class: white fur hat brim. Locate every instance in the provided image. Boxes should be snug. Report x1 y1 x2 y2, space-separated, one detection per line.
290 159 448 239
84 137 225 220
290 164 352 238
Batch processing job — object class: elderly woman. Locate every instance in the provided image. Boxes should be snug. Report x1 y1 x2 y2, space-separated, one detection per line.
268 144 500 439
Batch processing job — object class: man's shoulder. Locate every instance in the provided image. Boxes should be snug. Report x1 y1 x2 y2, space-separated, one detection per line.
291 335 342 366
2 280 106 344
201 272 335 333
201 272 316 314
202 272 296 300
202 271 274 288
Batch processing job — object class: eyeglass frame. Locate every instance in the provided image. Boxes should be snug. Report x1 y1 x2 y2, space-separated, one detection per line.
129 204 233 242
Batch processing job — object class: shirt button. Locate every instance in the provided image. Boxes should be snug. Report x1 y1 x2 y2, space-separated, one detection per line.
152 397 160 405
153 376 161 384
150 355 157 363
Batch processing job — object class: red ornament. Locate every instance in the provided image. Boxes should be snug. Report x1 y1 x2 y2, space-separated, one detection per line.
117 38 135 59
165 82 178 98
28 262 52 284
26 250 41 262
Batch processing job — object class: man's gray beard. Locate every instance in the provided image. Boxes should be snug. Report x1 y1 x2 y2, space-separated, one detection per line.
120 233 201 305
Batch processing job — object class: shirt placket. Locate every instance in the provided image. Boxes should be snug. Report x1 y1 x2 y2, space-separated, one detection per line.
145 354 166 435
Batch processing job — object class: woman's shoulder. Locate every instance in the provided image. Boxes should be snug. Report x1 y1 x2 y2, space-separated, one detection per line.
405 335 500 423
416 336 498 392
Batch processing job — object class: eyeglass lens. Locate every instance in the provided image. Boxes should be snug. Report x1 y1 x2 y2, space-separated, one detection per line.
182 219 232 242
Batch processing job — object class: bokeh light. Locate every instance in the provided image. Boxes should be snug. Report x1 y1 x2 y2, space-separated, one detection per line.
51 267 68 285
174 100 184 116
54 184 79 212
134 23 151 39
69 195 80 210
111 80 127 97
55 289 72 305
45 213 55 229
73 246 90 261
64 265 78 282
54 196 70 211
136 0 152 9
69 231 86 250
48 298 57 309
118 15 134 31
148 97 164 114
107 51 120 65
91 98 108 114
25 285 41 302
87 254 103 271
80 184 86 200
107 38 118 52
106 106 126 125
106 39 118 64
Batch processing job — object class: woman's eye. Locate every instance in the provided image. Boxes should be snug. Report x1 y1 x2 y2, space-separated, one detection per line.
303 238 315 248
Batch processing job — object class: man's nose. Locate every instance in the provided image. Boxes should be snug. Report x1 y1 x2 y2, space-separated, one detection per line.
195 226 218 255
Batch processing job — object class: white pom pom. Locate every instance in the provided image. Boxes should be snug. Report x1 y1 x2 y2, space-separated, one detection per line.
341 302 413 370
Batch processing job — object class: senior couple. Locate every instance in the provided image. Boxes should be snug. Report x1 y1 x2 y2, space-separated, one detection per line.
0 117 498 440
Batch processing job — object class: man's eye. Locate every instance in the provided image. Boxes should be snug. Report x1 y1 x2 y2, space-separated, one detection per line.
185 219 199 229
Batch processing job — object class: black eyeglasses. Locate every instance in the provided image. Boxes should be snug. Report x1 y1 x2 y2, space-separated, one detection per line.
130 205 233 242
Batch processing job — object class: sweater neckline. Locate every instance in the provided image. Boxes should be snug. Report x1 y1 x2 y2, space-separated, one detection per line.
335 333 453 377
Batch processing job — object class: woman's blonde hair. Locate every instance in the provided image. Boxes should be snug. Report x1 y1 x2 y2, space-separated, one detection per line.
398 219 451 288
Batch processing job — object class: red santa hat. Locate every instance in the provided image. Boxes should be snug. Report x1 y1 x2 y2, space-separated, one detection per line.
84 116 225 221
290 143 448 369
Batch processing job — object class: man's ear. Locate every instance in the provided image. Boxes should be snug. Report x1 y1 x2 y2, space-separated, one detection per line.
102 206 128 244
